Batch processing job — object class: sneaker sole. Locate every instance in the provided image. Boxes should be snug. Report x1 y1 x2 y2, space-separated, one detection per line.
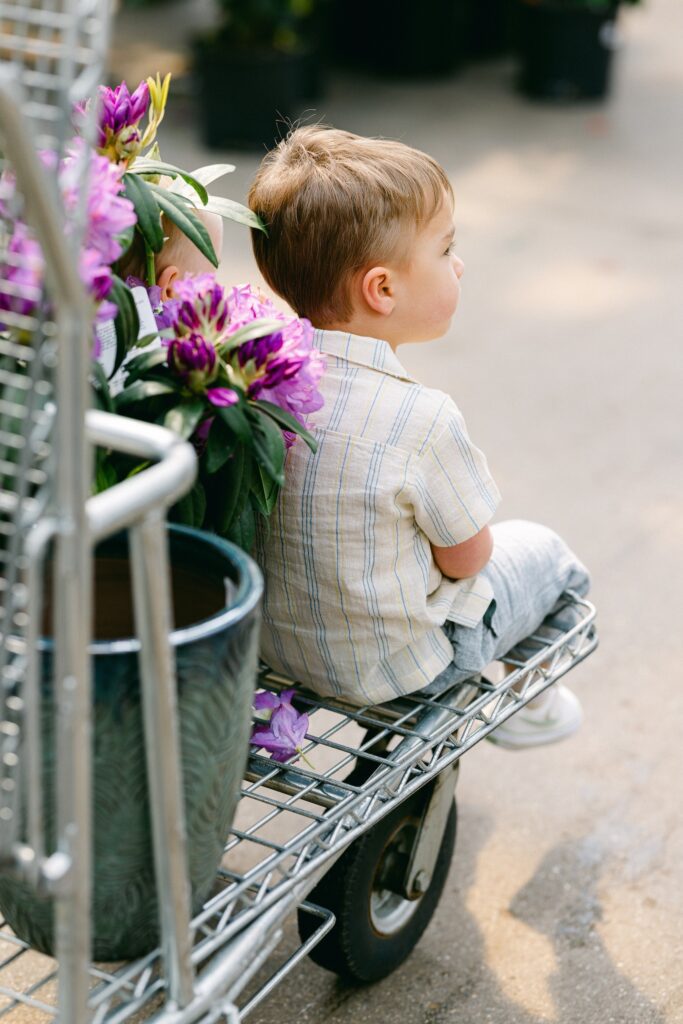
486 711 583 751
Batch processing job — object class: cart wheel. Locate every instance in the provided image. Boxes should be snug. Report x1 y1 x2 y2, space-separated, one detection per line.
297 789 457 982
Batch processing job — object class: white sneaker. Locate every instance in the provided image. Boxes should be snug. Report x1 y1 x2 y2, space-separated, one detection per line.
487 684 583 750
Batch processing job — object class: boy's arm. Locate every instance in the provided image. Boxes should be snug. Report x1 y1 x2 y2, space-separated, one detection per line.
431 525 493 580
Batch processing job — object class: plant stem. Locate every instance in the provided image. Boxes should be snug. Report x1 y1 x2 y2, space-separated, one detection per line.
297 748 316 772
145 243 156 288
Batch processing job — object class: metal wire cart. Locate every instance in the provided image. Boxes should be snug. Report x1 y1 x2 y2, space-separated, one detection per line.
0 3 598 1021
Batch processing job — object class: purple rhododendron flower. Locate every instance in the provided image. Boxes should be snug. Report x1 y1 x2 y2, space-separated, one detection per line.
126 277 180 331
94 81 150 163
154 298 180 331
150 276 325 435
100 81 150 137
168 333 218 391
0 222 44 326
80 248 116 321
192 415 214 455
0 141 134 333
171 274 230 343
250 689 309 763
224 285 326 438
207 387 238 407
61 140 136 267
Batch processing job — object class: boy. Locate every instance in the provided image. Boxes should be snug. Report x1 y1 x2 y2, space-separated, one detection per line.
117 202 224 300
248 127 590 748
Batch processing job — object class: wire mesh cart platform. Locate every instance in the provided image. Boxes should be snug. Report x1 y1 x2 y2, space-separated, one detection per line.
0 595 597 1022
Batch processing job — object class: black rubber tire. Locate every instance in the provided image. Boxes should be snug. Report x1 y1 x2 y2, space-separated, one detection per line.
297 789 457 982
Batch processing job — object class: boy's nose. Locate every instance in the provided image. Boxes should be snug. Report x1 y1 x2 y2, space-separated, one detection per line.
454 255 465 278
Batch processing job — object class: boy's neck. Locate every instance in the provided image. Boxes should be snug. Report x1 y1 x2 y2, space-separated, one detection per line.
318 315 403 352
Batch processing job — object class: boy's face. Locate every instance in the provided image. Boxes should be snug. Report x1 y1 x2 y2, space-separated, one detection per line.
389 197 464 346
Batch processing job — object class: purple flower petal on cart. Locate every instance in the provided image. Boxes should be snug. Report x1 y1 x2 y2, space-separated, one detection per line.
251 691 309 762
253 690 281 713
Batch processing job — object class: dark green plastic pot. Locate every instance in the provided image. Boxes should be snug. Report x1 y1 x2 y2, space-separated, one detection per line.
324 0 467 77
0 525 262 960
193 39 312 150
517 0 619 100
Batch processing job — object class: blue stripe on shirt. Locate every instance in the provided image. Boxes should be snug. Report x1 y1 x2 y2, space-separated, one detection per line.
432 448 481 533
363 442 391 661
300 433 341 693
447 419 498 513
335 436 369 698
387 385 420 448
417 397 448 455
413 473 458 545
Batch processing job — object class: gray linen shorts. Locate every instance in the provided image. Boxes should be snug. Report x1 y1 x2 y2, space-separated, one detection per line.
421 519 591 696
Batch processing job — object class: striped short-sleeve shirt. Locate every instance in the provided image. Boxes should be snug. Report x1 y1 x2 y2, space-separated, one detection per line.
254 329 501 706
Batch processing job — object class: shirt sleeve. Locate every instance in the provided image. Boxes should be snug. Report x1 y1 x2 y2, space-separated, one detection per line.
409 399 501 546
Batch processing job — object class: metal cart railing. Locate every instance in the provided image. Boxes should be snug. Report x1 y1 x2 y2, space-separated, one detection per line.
0 3 199 1021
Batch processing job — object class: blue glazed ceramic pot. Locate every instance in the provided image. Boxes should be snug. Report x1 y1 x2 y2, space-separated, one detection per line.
0 526 262 960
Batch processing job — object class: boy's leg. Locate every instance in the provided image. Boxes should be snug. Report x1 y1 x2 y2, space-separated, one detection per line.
475 519 590 664
422 519 591 695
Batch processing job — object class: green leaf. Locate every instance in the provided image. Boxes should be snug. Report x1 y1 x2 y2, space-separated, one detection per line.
110 277 140 374
172 481 207 529
123 173 164 253
203 195 267 234
206 416 236 474
216 445 252 534
168 163 236 201
134 333 161 350
148 185 218 267
252 398 318 452
131 160 209 205
250 461 280 517
91 360 114 413
120 347 166 386
225 500 256 552
126 460 151 479
215 401 252 444
217 318 284 355
163 399 206 440
116 221 136 260
250 407 285 485
94 452 118 494
115 380 176 407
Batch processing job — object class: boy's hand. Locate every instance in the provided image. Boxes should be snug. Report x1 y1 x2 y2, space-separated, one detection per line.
431 525 493 580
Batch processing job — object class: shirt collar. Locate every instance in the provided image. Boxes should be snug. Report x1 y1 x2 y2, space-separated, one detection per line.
312 329 417 384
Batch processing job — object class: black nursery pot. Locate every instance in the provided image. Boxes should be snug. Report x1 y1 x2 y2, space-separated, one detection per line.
325 0 467 77
465 0 517 59
194 39 311 150
517 1 618 101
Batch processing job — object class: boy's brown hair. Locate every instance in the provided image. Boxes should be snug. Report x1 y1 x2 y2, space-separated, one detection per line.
248 126 453 325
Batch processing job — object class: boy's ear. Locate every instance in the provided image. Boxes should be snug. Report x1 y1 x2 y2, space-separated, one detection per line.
361 266 395 317
157 264 179 300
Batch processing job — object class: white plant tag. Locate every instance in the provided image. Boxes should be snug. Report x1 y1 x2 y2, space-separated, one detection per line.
95 286 163 396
